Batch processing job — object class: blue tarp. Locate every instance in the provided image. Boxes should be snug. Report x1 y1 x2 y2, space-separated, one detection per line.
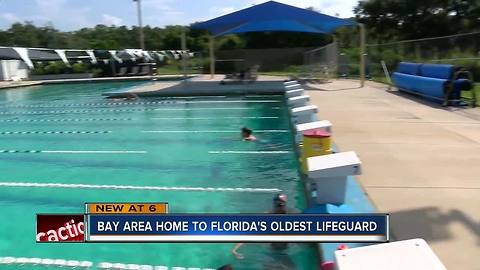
192 1 356 36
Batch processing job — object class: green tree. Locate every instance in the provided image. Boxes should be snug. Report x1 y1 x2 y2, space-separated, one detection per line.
355 0 480 42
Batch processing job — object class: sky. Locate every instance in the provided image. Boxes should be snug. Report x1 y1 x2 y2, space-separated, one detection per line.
0 0 358 31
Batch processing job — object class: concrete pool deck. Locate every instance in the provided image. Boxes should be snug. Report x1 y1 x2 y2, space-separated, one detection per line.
104 74 289 97
0 75 187 91
306 79 480 270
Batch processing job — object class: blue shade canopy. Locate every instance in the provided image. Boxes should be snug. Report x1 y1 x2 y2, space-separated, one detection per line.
192 1 356 36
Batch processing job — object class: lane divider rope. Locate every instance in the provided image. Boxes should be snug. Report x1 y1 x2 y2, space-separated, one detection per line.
0 182 282 193
0 108 156 115
0 150 146 154
141 130 288 133
0 118 133 123
208 150 291 154
154 107 279 111
0 256 216 269
0 107 280 115
151 116 279 120
0 99 280 109
1 100 178 108
0 131 112 135
0 256 92 268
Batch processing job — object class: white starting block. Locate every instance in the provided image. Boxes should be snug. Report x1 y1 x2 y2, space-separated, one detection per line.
287 95 310 107
290 105 318 124
335 239 447 270
307 151 361 204
285 88 304 98
284 80 298 86
285 83 302 89
294 120 332 143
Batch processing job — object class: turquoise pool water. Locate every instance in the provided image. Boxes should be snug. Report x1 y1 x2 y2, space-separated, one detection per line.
0 82 318 269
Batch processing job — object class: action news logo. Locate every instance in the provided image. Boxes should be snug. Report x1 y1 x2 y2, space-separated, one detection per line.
36 214 84 242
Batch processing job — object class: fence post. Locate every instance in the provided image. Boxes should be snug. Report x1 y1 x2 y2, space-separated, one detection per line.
209 36 215 79
181 30 187 80
381 60 392 88
359 23 366 87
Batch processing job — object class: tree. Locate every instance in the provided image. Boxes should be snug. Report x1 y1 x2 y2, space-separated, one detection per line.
355 0 480 42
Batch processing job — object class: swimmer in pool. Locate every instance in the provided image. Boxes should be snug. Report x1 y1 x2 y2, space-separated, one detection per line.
105 93 138 101
241 127 256 141
231 193 291 260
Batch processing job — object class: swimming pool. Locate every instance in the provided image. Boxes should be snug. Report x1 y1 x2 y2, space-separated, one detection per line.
0 81 318 269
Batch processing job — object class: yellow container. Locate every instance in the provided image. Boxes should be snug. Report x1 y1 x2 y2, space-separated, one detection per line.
301 129 332 174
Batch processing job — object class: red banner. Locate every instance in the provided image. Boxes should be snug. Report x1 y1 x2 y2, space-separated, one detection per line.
36 214 85 242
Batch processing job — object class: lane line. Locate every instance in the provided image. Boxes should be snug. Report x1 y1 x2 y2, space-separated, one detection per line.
0 182 281 193
141 130 288 133
208 150 291 154
151 116 279 120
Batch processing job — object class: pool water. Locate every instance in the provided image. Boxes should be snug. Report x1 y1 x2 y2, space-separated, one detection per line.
0 81 318 269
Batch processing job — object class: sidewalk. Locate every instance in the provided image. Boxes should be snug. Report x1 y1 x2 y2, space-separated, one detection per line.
307 79 480 270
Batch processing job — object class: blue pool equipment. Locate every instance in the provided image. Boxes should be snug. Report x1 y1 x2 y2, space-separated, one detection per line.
392 62 476 106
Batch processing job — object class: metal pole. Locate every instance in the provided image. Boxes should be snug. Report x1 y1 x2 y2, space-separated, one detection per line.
135 0 145 50
359 23 366 87
110 56 116 76
181 30 187 80
381 60 392 88
209 35 215 79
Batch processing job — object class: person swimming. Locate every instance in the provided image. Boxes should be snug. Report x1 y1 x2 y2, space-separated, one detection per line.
105 92 138 101
241 127 256 141
231 193 291 259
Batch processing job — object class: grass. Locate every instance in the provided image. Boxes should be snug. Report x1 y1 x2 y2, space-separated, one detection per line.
155 65 182 75
258 71 296 76
463 84 480 106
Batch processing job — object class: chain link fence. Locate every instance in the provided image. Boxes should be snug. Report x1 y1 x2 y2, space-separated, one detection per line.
303 42 338 81
213 44 344 82
154 51 206 76
192 30 480 103
366 31 480 84
215 47 310 76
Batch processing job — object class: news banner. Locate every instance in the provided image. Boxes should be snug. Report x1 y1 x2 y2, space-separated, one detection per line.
36 203 389 243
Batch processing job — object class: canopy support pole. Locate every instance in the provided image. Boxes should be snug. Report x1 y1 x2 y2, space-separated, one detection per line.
181 30 187 80
359 23 366 88
209 35 215 79
54 49 70 67
12 47 34 69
